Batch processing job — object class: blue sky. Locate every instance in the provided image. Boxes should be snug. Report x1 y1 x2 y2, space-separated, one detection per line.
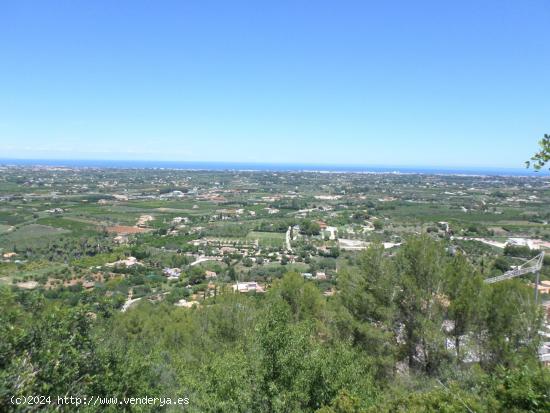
1 1 549 168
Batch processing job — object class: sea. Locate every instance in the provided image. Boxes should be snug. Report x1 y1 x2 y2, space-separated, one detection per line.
1 159 549 177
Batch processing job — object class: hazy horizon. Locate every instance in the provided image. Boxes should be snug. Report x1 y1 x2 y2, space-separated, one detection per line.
2 157 549 177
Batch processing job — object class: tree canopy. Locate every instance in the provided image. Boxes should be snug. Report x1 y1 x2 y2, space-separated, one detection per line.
527 133 550 171
1 236 548 412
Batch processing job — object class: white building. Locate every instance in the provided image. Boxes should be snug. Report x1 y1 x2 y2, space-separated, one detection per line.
233 282 265 293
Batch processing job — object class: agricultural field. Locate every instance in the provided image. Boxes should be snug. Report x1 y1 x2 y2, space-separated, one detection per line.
0 224 70 248
246 231 286 247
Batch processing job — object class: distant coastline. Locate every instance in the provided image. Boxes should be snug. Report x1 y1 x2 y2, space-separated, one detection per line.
1 158 549 177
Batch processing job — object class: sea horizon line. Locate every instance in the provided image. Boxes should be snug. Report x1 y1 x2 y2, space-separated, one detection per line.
1 158 549 177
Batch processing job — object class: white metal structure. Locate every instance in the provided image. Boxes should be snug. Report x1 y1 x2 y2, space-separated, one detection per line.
484 251 545 301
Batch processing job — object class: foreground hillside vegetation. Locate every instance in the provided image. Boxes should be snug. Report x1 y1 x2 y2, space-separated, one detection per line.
1 236 548 412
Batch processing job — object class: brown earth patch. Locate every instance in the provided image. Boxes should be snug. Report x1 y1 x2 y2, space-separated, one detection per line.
106 225 150 234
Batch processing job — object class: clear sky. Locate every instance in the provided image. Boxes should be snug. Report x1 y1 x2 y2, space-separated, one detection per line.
1 1 549 168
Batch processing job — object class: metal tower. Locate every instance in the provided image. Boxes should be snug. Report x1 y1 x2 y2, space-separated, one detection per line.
484 251 545 301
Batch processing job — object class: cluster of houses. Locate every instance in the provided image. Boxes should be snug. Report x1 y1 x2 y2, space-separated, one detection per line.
45 207 64 214
174 298 200 308
106 256 142 267
232 281 264 293
172 216 190 225
162 267 181 280
301 271 328 280
507 237 550 250
162 266 218 281
136 215 154 228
